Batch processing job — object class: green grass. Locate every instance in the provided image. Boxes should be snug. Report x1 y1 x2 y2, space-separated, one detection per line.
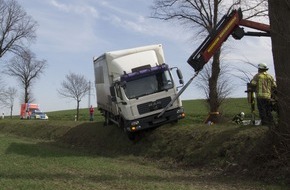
182 98 251 114
0 98 288 189
182 98 255 123
0 134 285 190
42 108 103 121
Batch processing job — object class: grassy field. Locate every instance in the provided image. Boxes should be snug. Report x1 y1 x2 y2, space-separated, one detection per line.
0 134 285 190
0 98 288 189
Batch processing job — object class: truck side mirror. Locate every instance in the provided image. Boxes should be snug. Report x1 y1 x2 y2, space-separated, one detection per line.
110 86 117 102
176 69 184 84
177 69 183 79
179 79 184 85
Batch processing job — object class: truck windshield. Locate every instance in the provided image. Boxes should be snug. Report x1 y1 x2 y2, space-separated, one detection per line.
124 70 173 99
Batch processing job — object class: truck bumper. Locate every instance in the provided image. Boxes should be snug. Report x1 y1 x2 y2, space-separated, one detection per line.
124 107 185 132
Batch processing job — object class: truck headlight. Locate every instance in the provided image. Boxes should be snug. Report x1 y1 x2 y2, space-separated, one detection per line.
131 121 139 126
177 108 184 114
177 108 185 118
130 121 141 131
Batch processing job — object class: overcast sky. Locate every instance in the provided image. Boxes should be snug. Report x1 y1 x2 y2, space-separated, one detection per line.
1 0 273 115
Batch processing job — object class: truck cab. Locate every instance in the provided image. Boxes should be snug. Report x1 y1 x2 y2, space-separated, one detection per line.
111 63 184 131
20 103 48 120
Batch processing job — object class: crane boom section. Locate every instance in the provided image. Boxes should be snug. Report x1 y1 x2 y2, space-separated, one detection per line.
204 11 241 61
187 8 270 72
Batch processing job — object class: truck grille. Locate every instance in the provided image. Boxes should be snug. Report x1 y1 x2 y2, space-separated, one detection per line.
137 97 172 115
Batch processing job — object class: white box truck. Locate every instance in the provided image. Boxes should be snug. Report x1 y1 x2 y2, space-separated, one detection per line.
93 44 185 139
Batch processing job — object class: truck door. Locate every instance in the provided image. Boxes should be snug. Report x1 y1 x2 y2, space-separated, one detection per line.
115 85 125 114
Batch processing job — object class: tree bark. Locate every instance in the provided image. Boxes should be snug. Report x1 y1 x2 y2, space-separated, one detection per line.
76 100 80 121
10 105 12 118
207 50 222 123
25 86 29 103
209 50 221 112
268 0 290 135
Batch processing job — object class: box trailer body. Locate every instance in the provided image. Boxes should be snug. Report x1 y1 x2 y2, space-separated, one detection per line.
93 44 184 136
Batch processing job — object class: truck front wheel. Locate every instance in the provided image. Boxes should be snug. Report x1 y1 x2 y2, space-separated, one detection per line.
126 131 137 141
120 117 137 141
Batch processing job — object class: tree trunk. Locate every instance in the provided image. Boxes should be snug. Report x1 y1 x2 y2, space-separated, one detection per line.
208 50 221 112
268 0 290 135
24 86 29 103
76 100 80 121
207 50 221 123
10 105 13 119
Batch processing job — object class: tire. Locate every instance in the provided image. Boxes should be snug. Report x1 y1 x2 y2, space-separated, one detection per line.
120 117 136 141
126 131 137 141
104 111 109 126
171 120 178 124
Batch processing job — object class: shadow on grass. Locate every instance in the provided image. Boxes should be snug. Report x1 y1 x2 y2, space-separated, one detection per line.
5 141 86 157
4 121 146 158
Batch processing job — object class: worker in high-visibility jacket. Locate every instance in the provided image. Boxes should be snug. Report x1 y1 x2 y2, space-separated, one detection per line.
250 63 277 126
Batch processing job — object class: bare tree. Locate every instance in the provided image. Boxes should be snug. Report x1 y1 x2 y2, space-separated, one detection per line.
197 63 233 109
57 73 90 121
0 87 17 118
151 0 268 122
0 77 6 108
3 49 47 103
0 76 5 95
0 0 38 59
231 60 257 84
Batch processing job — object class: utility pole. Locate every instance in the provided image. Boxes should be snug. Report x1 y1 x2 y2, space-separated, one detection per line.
88 81 91 108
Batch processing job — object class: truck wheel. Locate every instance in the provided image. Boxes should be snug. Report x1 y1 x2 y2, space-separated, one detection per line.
104 111 109 126
120 118 136 141
126 132 136 141
104 111 114 126
171 120 178 124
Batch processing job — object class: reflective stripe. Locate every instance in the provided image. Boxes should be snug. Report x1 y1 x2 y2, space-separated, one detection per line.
250 72 276 99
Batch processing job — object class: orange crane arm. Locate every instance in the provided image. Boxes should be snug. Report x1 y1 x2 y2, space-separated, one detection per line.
187 8 270 72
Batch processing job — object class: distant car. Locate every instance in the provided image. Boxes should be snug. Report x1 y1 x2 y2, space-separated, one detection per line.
30 110 48 120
